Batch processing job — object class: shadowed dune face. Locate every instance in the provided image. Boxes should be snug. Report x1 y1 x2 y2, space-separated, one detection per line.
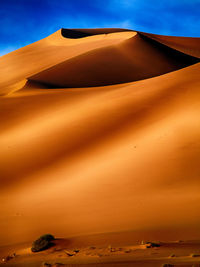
61 28 131 38
140 32 200 58
0 29 136 95
0 28 200 246
29 33 199 88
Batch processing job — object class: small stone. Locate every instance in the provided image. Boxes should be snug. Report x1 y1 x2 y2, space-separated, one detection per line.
64 250 75 256
145 242 160 248
190 254 200 257
124 249 131 253
145 243 152 248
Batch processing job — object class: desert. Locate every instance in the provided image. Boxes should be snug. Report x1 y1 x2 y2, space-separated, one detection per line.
0 28 200 266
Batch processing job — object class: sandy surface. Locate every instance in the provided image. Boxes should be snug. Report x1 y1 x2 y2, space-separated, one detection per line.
0 236 200 267
0 28 200 266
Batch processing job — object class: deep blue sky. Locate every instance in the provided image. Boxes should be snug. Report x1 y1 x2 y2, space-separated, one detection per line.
0 0 200 56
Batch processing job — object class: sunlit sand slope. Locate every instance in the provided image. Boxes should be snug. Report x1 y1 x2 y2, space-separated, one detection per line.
0 28 200 247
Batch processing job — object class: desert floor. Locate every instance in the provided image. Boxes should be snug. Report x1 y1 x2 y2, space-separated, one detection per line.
1 233 200 267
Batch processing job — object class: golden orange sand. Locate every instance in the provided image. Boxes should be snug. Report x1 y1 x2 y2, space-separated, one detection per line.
0 28 200 254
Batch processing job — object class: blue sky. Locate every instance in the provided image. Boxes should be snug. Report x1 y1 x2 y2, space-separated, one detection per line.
0 0 200 56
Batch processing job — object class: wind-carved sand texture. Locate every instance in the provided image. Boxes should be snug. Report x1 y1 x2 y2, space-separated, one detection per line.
0 28 200 266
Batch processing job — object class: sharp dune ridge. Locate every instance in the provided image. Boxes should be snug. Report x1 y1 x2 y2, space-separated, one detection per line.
0 27 200 261
61 28 132 38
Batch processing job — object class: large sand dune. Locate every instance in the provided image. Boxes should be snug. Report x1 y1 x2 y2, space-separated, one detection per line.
29 33 198 88
0 28 200 255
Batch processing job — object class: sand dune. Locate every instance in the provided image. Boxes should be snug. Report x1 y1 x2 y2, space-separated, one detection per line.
29 33 198 88
140 32 200 58
0 27 200 259
0 29 135 95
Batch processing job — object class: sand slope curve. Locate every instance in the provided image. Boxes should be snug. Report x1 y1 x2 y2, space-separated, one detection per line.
0 28 200 247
